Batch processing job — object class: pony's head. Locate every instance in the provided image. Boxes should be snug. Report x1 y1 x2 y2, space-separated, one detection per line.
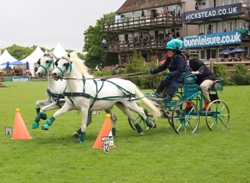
66 52 93 78
36 50 56 77
52 52 93 81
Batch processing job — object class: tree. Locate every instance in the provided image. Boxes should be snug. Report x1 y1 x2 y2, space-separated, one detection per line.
83 12 118 69
5 44 34 60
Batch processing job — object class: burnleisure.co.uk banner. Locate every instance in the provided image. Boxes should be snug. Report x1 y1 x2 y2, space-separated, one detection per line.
183 3 242 23
183 31 242 48
3 76 30 82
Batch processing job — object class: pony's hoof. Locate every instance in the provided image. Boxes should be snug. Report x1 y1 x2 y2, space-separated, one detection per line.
72 132 80 138
41 124 50 130
40 113 47 120
138 132 144 136
76 139 83 144
153 123 157 128
32 122 39 129
145 123 156 130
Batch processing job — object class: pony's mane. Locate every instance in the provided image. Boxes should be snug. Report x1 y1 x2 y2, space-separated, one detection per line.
68 52 93 78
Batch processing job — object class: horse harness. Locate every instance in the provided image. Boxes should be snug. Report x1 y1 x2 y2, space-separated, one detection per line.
46 89 65 108
63 76 138 109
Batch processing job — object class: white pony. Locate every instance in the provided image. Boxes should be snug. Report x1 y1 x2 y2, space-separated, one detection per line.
32 51 67 129
47 52 161 143
32 51 118 136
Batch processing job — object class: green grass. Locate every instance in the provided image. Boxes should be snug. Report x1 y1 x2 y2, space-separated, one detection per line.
0 82 250 183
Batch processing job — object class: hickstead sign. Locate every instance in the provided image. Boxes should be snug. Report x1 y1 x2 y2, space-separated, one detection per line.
183 31 242 48
183 3 242 23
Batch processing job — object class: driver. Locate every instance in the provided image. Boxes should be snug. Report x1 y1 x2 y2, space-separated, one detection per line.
146 39 190 104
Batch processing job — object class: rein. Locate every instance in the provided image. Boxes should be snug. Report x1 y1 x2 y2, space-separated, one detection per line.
55 61 163 109
60 72 164 80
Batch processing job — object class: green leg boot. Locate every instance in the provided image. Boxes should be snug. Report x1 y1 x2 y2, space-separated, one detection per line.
112 128 116 136
135 123 143 134
32 112 43 129
144 118 156 128
78 132 85 144
40 113 47 120
42 116 55 130
36 107 40 114
36 107 47 120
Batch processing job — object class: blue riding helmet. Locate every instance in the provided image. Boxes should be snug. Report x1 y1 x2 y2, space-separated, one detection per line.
166 39 183 51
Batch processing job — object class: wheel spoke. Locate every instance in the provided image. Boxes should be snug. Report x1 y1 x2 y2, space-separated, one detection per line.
206 100 230 131
172 100 200 134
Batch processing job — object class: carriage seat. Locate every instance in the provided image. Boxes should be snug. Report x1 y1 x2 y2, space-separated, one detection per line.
210 78 224 91
183 74 199 99
183 74 197 86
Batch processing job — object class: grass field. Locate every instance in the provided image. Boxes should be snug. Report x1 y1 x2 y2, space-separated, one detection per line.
0 82 250 183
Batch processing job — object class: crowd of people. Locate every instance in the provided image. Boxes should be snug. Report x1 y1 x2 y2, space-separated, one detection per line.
102 30 180 49
1 66 33 77
220 53 249 62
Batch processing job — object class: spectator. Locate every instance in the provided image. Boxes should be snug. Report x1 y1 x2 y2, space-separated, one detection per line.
102 38 107 48
115 36 120 44
207 27 211 34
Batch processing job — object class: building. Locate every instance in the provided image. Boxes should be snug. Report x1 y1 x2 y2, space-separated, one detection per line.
183 0 250 61
102 0 198 65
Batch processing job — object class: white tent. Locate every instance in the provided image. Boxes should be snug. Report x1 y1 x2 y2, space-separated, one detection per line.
0 50 19 69
21 46 44 76
53 43 67 58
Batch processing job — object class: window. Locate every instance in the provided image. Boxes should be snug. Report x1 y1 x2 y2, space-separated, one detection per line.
217 22 222 32
211 49 217 59
199 25 205 34
200 50 205 59
237 20 243 29
134 11 141 18
128 34 133 42
227 21 234 31
119 35 125 43
124 13 132 21
222 0 235 5
228 0 235 4
216 0 222 6
206 24 215 34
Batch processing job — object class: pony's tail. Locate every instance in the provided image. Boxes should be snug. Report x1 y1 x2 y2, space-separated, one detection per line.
134 85 161 119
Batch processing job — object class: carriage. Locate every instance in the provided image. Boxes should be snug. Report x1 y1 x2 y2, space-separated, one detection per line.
128 74 230 134
33 52 230 144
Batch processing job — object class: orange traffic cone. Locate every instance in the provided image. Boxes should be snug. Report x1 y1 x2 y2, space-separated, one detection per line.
93 114 115 148
11 108 32 140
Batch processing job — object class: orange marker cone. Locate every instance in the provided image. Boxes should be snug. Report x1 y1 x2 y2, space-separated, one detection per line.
11 108 32 140
93 114 115 148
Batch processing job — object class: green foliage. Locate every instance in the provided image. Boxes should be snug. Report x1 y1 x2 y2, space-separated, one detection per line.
77 52 86 61
4 44 34 60
125 50 162 89
230 64 250 85
93 69 112 76
214 64 229 85
2 45 53 60
83 13 118 69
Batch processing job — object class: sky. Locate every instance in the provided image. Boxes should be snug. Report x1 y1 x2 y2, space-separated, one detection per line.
0 0 126 52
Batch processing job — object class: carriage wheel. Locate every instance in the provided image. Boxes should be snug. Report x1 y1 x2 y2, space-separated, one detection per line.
127 108 151 130
171 100 200 134
205 100 230 131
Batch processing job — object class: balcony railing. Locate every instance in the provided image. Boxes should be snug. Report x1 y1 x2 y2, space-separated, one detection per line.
103 14 182 33
102 38 171 53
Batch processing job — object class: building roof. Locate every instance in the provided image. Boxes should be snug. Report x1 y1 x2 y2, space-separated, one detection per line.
116 0 182 14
